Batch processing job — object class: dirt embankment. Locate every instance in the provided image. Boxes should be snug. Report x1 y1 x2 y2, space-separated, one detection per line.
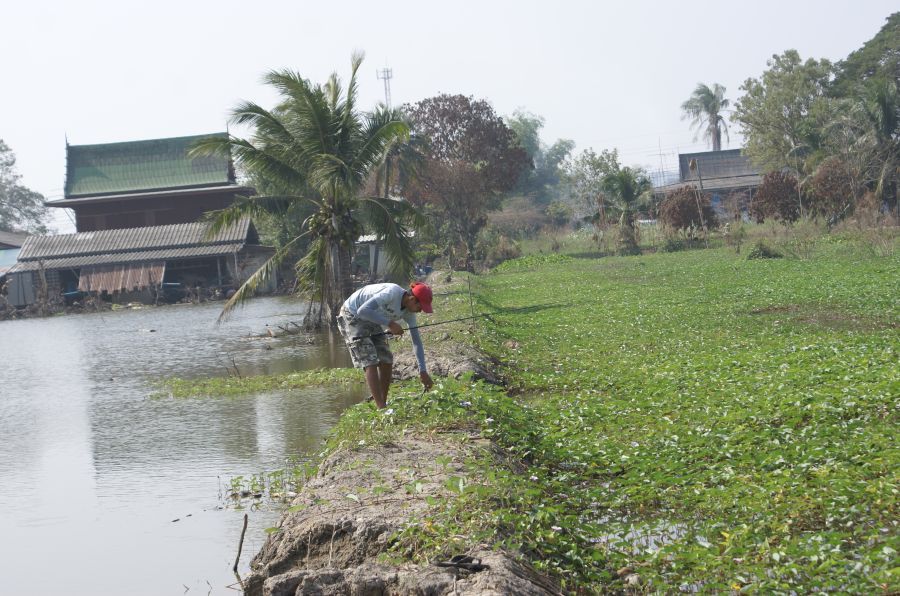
243 433 559 596
243 286 560 595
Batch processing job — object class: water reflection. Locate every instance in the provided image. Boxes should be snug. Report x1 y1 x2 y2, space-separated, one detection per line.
0 297 365 595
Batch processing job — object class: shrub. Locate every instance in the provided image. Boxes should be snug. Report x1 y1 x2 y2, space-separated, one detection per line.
750 171 800 223
488 196 548 237
545 200 574 227
661 237 686 252
659 186 717 231
746 240 782 259
723 221 747 254
478 226 522 268
808 157 854 220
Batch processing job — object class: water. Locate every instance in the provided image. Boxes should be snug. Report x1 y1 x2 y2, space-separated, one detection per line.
0 297 366 595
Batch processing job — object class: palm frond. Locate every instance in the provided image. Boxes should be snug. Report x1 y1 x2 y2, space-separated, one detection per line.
200 195 302 240
217 230 310 323
353 119 409 179
294 235 329 301
357 197 424 277
264 70 332 157
229 102 296 147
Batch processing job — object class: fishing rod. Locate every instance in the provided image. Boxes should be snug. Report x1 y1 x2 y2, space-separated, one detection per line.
351 303 560 340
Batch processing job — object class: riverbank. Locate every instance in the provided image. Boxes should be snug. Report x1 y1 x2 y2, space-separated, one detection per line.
228 234 897 594
230 274 560 594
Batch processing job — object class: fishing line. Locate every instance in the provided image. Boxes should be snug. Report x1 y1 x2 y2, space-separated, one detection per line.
351 302 567 340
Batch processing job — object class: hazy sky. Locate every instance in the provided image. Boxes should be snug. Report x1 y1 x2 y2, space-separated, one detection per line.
2 1 895 233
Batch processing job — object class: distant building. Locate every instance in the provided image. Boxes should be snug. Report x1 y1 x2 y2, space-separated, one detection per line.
6 219 273 307
6 134 274 308
48 133 252 232
655 149 762 216
0 231 28 277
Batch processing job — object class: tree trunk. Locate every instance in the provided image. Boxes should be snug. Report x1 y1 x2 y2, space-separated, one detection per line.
324 240 354 322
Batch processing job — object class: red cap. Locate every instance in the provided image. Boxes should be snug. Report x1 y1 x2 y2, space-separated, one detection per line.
410 282 433 313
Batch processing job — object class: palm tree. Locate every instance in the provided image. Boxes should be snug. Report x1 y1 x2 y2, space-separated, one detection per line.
859 76 899 211
602 166 653 213
191 53 425 321
601 166 653 255
682 83 730 151
371 105 428 200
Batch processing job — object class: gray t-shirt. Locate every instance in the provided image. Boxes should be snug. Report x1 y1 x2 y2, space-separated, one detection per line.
342 283 426 372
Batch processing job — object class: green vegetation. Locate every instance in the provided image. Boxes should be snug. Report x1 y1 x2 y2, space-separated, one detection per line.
323 235 898 592
158 367 361 398
0 139 47 233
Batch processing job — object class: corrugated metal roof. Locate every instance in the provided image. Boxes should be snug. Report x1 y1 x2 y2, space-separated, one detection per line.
46 184 251 208
65 133 233 198
8 244 244 272
17 219 251 262
0 231 28 248
657 174 762 195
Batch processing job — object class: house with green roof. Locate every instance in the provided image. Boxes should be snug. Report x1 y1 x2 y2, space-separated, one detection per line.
4 134 276 309
48 133 252 232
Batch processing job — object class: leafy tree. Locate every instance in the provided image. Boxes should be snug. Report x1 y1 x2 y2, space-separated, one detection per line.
0 139 48 234
506 110 575 203
681 83 730 151
832 12 900 97
505 110 543 163
563 148 620 226
733 50 835 176
404 94 530 270
750 171 801 223
537 138 576 196
192 53 423 320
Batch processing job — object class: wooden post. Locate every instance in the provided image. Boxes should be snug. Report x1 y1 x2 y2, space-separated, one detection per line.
233 513 248 572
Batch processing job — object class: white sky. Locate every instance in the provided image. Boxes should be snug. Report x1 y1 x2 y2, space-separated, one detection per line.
2 0 895 233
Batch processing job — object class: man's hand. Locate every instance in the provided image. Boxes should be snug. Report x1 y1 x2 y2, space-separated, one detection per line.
388 321 404 336
419 371 433 390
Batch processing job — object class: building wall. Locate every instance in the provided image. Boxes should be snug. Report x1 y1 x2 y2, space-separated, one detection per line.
72 190 247 232
226 246 277 292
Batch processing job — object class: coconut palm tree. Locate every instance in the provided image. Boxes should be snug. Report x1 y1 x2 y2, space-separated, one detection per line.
191 53 425 321
601 166 653 255
682 83 730 151
859 76 899 211
602 167 652 209
371 104 428 199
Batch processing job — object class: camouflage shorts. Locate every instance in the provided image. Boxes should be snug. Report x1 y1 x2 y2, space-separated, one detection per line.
336 309 393 369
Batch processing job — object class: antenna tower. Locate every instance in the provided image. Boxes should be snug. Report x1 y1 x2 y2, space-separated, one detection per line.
376 68 393 109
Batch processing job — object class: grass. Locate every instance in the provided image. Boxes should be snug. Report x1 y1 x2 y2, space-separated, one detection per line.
161 228 897 592
329 233 898 592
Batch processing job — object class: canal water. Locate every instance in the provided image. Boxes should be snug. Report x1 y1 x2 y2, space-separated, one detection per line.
0 297 366 595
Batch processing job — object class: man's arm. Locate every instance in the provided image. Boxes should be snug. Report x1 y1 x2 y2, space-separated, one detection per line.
408 325 427 373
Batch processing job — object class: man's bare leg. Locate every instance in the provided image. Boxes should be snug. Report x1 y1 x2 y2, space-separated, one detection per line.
378 362 393 404
365 365 386 408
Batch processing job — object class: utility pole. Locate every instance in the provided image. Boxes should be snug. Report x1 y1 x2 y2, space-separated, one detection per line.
376 67 393 109
688 158 710 248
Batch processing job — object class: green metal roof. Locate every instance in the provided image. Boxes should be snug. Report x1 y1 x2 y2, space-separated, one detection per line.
65 133 234 198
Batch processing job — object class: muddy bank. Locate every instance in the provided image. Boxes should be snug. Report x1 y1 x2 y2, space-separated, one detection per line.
243 291 560 595
243 432 559 595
